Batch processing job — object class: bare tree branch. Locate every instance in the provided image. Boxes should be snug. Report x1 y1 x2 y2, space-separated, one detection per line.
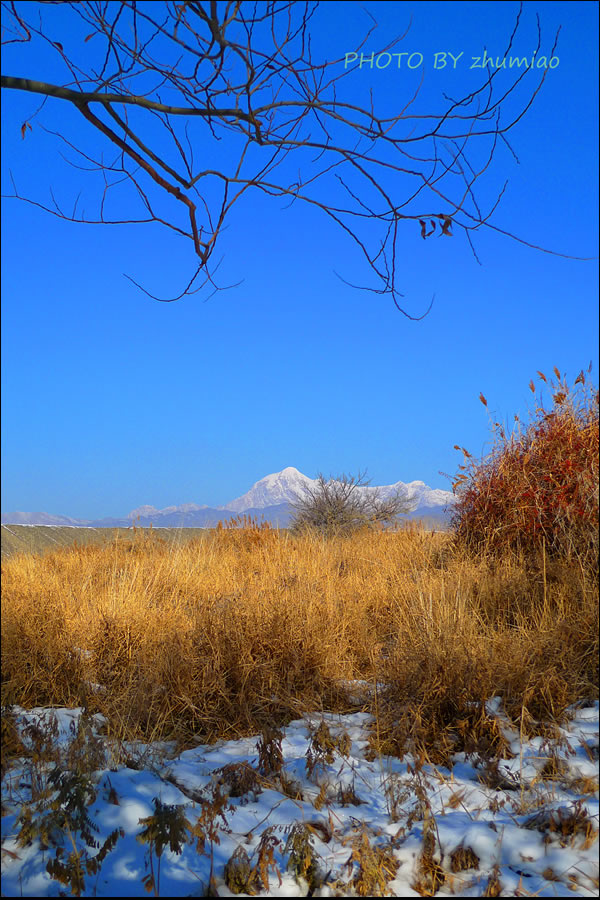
1 1 590 311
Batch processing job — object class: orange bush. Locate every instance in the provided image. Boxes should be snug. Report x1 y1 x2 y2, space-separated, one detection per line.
451 367 599 562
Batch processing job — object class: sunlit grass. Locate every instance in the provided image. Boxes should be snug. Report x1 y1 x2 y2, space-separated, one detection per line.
2 523 597 758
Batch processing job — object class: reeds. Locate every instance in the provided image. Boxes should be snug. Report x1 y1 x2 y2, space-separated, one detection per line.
451 367 598 564
2 521 597 758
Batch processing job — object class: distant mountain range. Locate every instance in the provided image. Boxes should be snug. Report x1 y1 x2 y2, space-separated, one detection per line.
2 466 455 528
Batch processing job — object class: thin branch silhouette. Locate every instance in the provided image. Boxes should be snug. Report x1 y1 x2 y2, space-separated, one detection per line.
2 1 590 311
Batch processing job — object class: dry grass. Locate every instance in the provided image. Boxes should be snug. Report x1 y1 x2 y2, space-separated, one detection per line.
1 523 598 757
452 368 598 564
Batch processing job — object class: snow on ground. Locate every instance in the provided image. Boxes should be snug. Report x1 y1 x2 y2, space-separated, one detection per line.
1 699 598 897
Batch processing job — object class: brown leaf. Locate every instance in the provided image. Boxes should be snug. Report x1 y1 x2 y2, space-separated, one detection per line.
306 820 333 843
529 380 535 393
419 219 427 240
84 33 95 42
440 215 453 236
536 371 547 383
553 366 561 380
479 392 487 406
54 41 64 52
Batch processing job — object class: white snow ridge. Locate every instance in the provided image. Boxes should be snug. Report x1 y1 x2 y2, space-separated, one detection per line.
221 467 454 515
219 466 315 512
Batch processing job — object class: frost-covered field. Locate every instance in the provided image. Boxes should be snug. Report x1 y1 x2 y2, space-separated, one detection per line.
2 699 598 897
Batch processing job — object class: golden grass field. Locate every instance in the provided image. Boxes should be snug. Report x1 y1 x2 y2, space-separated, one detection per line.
0 524 212 561
2 522 597 764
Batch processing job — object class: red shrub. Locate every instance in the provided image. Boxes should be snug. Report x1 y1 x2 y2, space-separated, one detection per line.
451 367 599 562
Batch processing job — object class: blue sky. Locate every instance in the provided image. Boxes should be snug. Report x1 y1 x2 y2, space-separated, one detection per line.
1 0 598 519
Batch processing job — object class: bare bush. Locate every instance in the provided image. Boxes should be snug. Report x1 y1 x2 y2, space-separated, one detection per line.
289 470 415 535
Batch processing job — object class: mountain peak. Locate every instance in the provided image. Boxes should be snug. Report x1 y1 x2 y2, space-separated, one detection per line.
128 504 160 519
220 466 313 512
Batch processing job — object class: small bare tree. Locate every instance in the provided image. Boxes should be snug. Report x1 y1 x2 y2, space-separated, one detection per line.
1 2 586 313
289 470 415 535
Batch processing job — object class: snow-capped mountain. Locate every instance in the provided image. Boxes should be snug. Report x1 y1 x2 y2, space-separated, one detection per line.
128 502 208 520
378 479 453 510
2 468 455 528
218 466 314 512
221 468 454 514
0 511 91 527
